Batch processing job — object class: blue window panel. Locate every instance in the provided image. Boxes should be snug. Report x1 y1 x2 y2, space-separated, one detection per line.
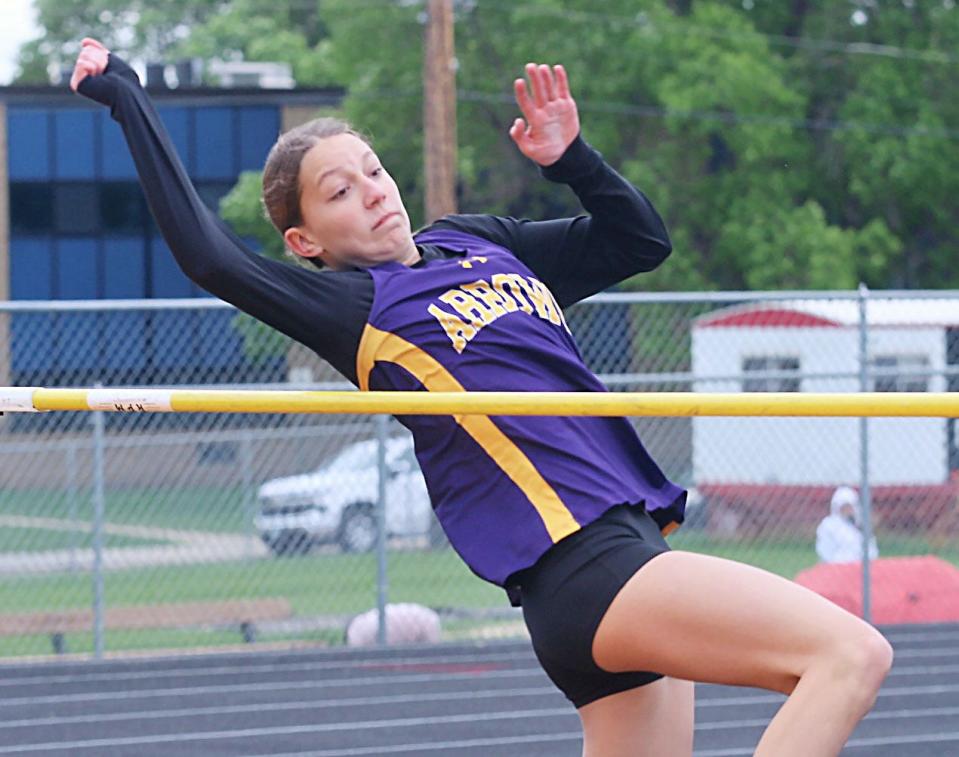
103 239 147 371
156 106 192 173
56 238 99 299
150 237 194 298
238 107 279 171
8 109 51 179
103 238 146 298
10 236 54 300
54 110 96 179
99 115 138 179
57 311 100 371
54 238 100 371
196 309 242 369
194 108 235 179
11 313 55 373
150 311 195 368
103 312 147 372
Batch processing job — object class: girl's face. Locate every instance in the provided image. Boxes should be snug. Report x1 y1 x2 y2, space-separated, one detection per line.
285 133 418 269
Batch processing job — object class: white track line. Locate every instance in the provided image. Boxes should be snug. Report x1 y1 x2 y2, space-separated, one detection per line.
0 666 549 708
696 705 959 732
2 693 954 738
696 681 959 709
882 630 959 644
0 686 560 729
0 650 537 689
2 665 956 711
695 731 959 756
247 731 585 757
0 632 950 687
0 707 579 754
0 677 956 754
887 663 959 676
888 647 959 659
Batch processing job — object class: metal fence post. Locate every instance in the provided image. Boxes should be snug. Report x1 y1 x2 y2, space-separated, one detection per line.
857 284 873 624
375 414 389 645
66 443 79 572
91 396 106 659
240 431 256 560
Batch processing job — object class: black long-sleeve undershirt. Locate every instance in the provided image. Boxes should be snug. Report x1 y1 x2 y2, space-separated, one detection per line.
78 55 672 384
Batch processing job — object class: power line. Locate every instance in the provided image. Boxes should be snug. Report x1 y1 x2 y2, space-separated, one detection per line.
314 0 959 66
344 87 959 142
33 0 959 66
467 0 959 65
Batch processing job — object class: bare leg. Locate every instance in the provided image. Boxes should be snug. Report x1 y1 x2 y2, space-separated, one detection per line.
592 551 892 757
578 676 694 757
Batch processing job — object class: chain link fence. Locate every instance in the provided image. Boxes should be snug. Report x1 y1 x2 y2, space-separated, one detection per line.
1 290 957 658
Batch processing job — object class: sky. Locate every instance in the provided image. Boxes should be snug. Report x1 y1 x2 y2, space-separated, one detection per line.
0 0 40 85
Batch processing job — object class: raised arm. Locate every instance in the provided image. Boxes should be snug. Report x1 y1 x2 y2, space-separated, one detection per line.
72 39 278 288
70 39 372 381
437 63 671 307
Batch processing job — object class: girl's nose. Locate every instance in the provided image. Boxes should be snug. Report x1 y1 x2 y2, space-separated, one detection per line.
364 179 387 207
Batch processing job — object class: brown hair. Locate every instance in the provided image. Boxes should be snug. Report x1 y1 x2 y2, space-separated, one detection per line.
261 117 370 268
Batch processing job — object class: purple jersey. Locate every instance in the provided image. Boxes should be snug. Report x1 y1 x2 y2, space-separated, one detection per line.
357 228 686 585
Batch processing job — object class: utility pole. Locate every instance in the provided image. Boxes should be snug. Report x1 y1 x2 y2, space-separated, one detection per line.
423 0 457 223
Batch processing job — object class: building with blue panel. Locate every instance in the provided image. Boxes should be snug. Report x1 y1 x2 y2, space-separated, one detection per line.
0 82 342 391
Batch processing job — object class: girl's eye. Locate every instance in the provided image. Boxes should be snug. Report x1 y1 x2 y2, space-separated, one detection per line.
331 186 349 200
371 167 383 177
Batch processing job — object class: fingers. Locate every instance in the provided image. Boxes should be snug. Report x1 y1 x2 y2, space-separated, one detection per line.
513 78 535 120
512 63 572 141
508 117 526 142
516 63 570 107
538 64 556 100
525 63 546 108
554 64 570 99
515 63 563 114
69 62 93 92
70 39 110 91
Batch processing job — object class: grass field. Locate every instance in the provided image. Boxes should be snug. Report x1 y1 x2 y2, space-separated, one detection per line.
0 486 251 533
0 527 164 553
0 549 503 615
0 548 507 657
1 487 957 658
670 530 959 574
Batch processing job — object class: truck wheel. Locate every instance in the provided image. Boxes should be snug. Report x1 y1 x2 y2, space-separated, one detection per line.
338 506 378 553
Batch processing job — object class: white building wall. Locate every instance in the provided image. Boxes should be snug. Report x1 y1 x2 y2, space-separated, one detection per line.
692 325 948 487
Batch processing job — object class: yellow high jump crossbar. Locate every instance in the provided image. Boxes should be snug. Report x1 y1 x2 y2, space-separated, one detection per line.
1 387 958 417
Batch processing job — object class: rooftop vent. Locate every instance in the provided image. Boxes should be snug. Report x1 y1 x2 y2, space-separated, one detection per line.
207 60 295 89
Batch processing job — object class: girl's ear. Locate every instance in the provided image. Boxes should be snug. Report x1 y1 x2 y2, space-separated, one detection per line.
284 227 324 259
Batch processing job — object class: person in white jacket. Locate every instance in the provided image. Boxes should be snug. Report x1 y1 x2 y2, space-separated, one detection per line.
816 486 879 564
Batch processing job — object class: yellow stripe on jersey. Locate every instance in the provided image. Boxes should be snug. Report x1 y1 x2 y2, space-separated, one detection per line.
356 324 581 543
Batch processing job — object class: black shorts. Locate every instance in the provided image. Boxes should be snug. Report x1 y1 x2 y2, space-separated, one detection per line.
512 504 671 708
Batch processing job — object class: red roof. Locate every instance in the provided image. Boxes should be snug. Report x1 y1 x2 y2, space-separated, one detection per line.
695 298 959 329
697 309 841 328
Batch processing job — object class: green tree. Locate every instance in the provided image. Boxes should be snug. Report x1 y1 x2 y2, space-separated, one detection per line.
219 171 285 262
13 0 228 83
28 0 958 291
13 0 334 86
314 0 896 291
725 0 959 288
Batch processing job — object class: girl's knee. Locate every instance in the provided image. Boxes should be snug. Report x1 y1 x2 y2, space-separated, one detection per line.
826 625 893 697
853 627 894 685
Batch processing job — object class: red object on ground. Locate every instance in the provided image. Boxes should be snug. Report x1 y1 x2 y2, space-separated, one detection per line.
794 556 959 624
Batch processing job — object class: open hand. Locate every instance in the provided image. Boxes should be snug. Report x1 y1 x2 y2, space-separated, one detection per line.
509 63 580 167
69 38 110 92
